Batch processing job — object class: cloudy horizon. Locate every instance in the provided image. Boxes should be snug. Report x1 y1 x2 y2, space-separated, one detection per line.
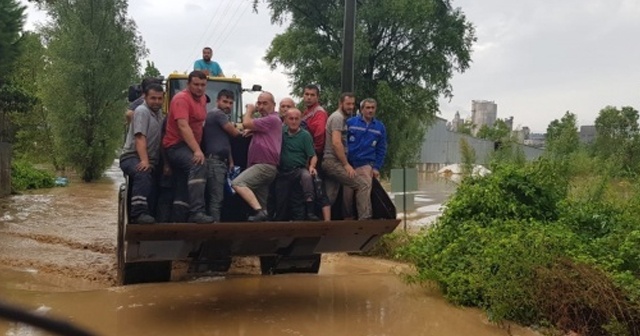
20 0 640 133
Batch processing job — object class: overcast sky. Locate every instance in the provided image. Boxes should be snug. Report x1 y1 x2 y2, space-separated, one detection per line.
21 0 640 133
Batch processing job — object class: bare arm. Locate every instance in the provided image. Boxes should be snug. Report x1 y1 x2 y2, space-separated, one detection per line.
242 104 256 130
332 130 349 166
125 109 134 123
177 119 201 153
332 130 355 177
308 155 318 176
134 134 150 171
223 122 241 137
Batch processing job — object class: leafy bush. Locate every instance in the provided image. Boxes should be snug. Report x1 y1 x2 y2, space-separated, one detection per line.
402 157 640 335
11 160 55 192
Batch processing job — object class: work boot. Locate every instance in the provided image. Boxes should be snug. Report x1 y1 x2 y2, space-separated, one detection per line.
305 202 320 221
188 212 215 224
132 213 156 224
248 209 268 222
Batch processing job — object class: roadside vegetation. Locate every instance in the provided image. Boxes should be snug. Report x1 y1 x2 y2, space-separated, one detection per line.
372 109 640 336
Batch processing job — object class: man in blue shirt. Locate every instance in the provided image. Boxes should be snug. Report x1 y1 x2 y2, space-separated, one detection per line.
344 98 387 217
193 47 224 77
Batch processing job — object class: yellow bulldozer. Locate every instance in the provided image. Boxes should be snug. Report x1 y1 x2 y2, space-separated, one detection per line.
117 73 400 285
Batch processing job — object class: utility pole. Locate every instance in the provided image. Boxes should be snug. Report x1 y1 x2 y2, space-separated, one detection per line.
341 0 356 93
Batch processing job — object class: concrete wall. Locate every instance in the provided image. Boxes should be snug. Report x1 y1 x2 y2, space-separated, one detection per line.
418 118 544 172
0 142 11 197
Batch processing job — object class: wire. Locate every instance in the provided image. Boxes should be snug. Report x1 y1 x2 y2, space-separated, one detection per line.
184 0 228 69
214 1 252 50
0 300 96 336
209 0 247 49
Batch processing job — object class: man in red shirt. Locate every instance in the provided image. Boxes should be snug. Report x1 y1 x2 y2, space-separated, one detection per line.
163 71 213 223
301 84 331 221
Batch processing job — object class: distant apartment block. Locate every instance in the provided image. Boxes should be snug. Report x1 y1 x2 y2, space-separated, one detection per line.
580 125 596 144
524 133 546 148
471 100 497 134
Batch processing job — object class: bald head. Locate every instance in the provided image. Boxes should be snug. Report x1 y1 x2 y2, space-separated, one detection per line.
256 91 276 115
279 97 295 118
284 108 303 131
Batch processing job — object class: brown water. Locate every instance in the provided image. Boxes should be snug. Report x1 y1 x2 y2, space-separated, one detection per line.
0 162 537 336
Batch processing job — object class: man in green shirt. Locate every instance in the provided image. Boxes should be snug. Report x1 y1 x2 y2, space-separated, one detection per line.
274 108 320 221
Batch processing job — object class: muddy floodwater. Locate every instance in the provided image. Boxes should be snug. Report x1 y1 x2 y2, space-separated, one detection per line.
0 163 537 336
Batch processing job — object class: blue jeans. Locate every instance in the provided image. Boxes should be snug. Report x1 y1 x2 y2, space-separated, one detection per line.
166 143 207 215
120 157 154 218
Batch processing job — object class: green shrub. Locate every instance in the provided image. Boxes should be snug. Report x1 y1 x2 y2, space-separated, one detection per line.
402 157 640 335
11 160 55 192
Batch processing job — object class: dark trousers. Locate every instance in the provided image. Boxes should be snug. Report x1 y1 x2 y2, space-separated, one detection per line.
166 143 206 215
120 157 154 218
205 157 227 222
274 168 314 221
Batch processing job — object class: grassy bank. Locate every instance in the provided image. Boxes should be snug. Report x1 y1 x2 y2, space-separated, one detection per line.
10 160 55 193
369 154 640 335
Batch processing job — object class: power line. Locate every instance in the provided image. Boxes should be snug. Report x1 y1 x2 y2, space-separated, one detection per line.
213 0 252 51
209 0 247 50
184 0 229 69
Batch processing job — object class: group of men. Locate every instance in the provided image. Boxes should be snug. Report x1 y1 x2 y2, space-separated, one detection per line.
120 67 387 224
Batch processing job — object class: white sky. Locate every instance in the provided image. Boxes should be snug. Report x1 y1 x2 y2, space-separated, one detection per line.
21 0 640 133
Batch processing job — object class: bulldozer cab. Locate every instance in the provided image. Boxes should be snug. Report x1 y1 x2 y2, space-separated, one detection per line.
164 73 244 122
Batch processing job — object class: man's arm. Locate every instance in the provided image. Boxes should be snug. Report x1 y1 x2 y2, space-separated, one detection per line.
176 119 200 152
242 104 257 130
134 134 150 171
332 130 355 178
308 155 318 176
309 112 327 153
373 125 387 178
223 122 241 137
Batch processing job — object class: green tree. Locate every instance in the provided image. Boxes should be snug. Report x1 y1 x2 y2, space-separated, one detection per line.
545 111 579 159
0 0 26 82
0 0 33 143
256 0 475 170
476 119 511 142
141 60 161 78
9 32 58 165
40 0 146 181
594 106 640 174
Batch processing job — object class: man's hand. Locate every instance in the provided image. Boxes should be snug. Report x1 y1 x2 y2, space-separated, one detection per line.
373 169 380 179
242 129 253 137
245 104 256 114
309 166 317 176
344 164 355 178
136 160 151 172
192 150 205 165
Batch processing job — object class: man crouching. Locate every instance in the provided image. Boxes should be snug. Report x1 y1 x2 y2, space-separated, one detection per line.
274 108 321 221
232 92 282 222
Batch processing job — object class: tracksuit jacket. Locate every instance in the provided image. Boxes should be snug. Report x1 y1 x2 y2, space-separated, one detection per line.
346 115 387 171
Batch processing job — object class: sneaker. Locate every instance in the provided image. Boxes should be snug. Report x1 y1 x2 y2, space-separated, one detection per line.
188 212 215 224
132 214 156 224
248 209 268 222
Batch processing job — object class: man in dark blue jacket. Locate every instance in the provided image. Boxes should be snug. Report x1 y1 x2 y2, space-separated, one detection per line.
344 98 387 218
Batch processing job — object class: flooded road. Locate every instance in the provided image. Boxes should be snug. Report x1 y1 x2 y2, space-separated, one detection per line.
0 163 536 336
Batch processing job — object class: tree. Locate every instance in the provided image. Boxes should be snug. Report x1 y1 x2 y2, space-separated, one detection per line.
141 60 161 78
476 119 511 142
40 0 146 181
0 0 26 82
545 111 579 158
594 106 640 173
9 32 58 164
256 0 475 170
0 0 33 143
